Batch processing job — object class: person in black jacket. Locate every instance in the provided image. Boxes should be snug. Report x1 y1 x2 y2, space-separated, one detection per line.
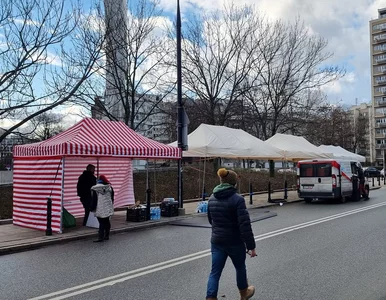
77 164 96 226
206 168 256 300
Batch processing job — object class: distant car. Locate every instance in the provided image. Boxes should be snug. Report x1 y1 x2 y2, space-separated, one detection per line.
364 167 381 178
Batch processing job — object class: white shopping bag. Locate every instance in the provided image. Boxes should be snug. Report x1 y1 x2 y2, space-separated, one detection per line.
86 213 99 228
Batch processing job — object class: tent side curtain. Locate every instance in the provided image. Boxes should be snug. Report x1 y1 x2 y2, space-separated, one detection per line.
13 157 62 233
13 118 181 159
62 157 135 218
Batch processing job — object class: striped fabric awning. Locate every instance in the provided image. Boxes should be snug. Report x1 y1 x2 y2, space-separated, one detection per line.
13 118 181 159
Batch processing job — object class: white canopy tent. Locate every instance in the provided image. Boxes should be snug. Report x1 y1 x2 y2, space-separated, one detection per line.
169 124 285 200
169 124 284 160
265 133 333 161
318 145 365 162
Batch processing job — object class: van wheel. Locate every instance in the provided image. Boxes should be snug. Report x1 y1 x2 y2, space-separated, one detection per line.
304 198 312 203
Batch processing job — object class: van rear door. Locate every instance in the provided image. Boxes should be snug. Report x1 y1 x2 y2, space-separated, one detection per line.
299 163 317 192
314 163 333 194
299 163 332 194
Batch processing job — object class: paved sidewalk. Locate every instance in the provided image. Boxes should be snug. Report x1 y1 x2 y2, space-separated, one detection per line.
0 182 383 256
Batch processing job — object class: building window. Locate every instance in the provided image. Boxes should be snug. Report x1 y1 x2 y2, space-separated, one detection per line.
376 75 386 83
376 86 386 93
374 44 386 51
375 54 386 63
374 33 386 41
373 23 386 30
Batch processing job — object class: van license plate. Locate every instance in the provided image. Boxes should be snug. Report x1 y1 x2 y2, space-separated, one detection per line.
303 186 313 189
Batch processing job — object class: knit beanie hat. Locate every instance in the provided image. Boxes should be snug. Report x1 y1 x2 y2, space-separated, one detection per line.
98 174 110 184
217 168 238 186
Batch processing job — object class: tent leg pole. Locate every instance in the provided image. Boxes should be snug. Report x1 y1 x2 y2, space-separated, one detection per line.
202 158 206 201
268 181 272 203
146 159 151 220
146 188 151 221
178 159 183 208
249 180 253 205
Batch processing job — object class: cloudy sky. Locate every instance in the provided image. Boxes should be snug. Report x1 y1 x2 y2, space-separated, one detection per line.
2 0 384 131
160 0 386 107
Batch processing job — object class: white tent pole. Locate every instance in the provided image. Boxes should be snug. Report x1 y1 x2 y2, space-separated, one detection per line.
202 158 207 200
59 157 65 234
146 159 149 190
198 158 201 199
153 159 156 203
96 157 100 177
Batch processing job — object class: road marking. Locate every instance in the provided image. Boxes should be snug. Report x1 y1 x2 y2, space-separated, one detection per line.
29 201 386 300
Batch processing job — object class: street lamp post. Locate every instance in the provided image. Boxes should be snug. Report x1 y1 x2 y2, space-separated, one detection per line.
176 0 188 210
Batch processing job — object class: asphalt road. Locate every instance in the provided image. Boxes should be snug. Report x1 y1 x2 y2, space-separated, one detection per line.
1 188 386 300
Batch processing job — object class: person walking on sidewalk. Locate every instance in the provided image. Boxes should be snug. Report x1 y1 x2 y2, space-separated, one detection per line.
77 164 96 226
90 175 114 242
206 168 257 300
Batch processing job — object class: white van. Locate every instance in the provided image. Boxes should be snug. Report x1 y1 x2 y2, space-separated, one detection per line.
297 159 368 203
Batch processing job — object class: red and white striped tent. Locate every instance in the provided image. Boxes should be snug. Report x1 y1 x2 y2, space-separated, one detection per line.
13 118 181 233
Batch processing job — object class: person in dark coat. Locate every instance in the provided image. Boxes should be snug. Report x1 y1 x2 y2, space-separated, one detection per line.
77 164 96 226
356 163 369 200
206 168 256 300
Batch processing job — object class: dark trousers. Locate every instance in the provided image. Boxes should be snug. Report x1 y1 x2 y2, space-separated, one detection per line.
206 243 248 298
81 199 90 226
97 217 111 240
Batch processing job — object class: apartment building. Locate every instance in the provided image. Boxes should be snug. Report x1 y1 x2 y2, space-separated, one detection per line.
370 8 386 166
92 94 173 144
349 103 373 163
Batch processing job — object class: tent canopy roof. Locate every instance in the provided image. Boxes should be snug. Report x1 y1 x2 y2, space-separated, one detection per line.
318 145 365 162
265 133 332 161
13 118 181 159
169 124 283 160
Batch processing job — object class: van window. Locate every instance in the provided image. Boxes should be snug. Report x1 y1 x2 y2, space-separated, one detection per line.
299 163 332 177
299 164 314 177
315 163 332 177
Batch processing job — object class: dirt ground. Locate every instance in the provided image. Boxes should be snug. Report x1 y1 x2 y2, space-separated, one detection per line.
0 165 295 219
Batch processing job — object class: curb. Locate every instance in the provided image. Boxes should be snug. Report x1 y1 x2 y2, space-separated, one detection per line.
0 200 303 256
0 218 184 256
0 219 12 225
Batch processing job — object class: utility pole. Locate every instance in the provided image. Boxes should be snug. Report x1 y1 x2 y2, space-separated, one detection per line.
176 0 188 212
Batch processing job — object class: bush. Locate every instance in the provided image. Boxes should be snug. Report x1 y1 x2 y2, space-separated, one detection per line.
133 163 295 204
0 164 295 219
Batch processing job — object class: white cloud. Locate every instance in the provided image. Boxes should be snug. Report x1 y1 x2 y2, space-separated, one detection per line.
12 18 41 27
160 0 386 106
321 72 356 94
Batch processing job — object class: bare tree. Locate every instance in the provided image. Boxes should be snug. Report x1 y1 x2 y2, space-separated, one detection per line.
304 104 354 149
30 112 64 141
245 18 345 140
0 0 106 143
178 4 264 126
353 112 368 155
